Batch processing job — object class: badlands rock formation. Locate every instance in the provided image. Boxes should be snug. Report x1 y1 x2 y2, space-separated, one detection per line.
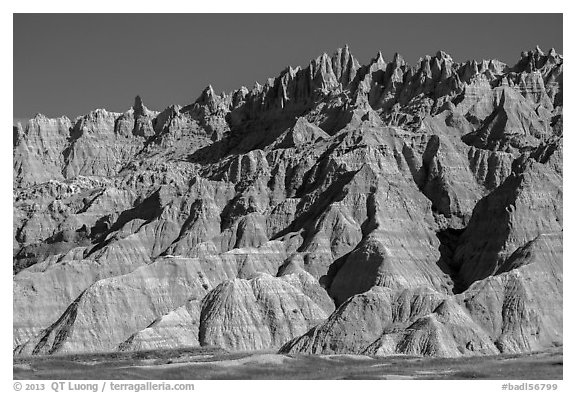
14 46 562 357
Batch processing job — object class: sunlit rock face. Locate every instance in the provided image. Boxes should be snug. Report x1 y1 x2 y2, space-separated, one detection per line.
14 46 562 357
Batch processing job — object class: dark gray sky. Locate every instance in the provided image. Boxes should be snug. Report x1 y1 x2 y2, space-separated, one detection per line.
14 14 562 120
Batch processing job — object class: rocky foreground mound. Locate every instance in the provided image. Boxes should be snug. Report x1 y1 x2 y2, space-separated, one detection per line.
13 46 562 357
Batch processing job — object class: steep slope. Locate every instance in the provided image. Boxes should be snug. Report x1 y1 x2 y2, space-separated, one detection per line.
14 46 562 357
199 273 332 351
118 300 202 352
452 141 562 288
281 232 561 356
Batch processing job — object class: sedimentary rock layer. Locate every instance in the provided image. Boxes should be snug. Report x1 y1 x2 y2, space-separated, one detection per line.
14 46 562 357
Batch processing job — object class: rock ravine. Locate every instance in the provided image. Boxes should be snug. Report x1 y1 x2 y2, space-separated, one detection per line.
14 46 562 358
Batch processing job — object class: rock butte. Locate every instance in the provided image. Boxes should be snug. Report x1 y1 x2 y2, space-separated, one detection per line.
14 46 562 358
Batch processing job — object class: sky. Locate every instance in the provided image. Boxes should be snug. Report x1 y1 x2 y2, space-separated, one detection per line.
13 13 563 121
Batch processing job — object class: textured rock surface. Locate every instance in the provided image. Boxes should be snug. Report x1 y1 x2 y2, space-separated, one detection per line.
14 46 562 357
281 232 561 357
118 300 202 352
199 273 332 351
